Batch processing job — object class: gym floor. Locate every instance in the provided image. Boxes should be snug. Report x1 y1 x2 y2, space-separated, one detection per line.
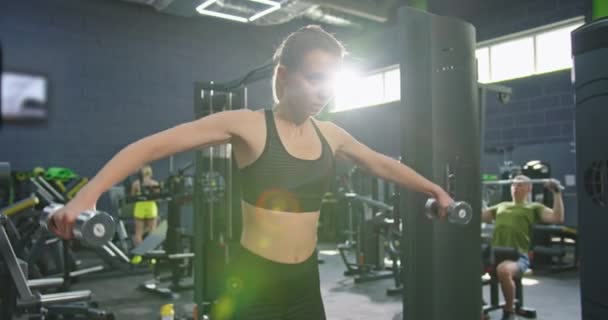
70 242 580 320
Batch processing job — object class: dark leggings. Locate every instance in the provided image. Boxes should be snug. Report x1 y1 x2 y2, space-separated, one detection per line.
211 247 326 320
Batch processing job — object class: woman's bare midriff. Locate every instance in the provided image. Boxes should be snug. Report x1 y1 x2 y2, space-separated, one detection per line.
240 200 320 264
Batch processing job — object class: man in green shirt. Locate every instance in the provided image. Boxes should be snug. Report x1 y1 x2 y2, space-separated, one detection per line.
482 175 564 320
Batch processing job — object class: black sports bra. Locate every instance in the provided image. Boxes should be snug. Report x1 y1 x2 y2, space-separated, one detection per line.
238 110 334 212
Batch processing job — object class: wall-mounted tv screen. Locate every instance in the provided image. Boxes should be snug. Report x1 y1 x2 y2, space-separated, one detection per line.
1 71 48 122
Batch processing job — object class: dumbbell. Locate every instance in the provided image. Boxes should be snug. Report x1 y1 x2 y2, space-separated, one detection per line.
40 203 115 247
425 198 472 225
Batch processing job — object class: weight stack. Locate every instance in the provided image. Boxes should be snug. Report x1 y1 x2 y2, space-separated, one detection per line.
572 18 608 320
192 83 244 314
398 7 481 320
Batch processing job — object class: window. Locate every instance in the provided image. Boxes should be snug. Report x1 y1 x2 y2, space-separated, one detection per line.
332 17 584 111
475 47 491 83
490 37 535 82
333 66 400 112
535 23 581 73
477 17 584 83
384 68 401 102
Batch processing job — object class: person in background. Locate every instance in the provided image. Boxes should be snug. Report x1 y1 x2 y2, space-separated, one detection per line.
482 175 564 320
130 165 160 246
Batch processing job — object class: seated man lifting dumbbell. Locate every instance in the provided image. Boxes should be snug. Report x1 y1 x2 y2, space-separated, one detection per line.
481 175 564 320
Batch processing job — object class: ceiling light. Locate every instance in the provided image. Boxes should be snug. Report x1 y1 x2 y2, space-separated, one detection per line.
196 0 281 23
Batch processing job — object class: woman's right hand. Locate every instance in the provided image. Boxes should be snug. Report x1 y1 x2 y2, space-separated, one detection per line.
49 197 97 239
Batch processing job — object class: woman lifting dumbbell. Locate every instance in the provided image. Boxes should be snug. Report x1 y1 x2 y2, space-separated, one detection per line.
49 25 454 320
130 165 160 246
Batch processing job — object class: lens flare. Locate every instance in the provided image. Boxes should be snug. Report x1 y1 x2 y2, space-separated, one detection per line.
255 188 302 212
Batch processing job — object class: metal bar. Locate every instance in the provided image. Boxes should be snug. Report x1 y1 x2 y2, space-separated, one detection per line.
482 179 564 190
344 193 394 212
69 265 104 277
27 278 64 290
101 244 116 257
29 178 54 204
347 200 354 244
244 86 248 109
0 195 39 216
0 223 36 300
36 176 65 203
106 241 130 264
227 92 234 239
209 87 215 242
477 83 512 95
167 253 195 259
38 290 92 305
66 178 88 199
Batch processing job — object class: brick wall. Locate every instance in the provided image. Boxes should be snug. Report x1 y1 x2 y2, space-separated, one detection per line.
484 71 575 148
